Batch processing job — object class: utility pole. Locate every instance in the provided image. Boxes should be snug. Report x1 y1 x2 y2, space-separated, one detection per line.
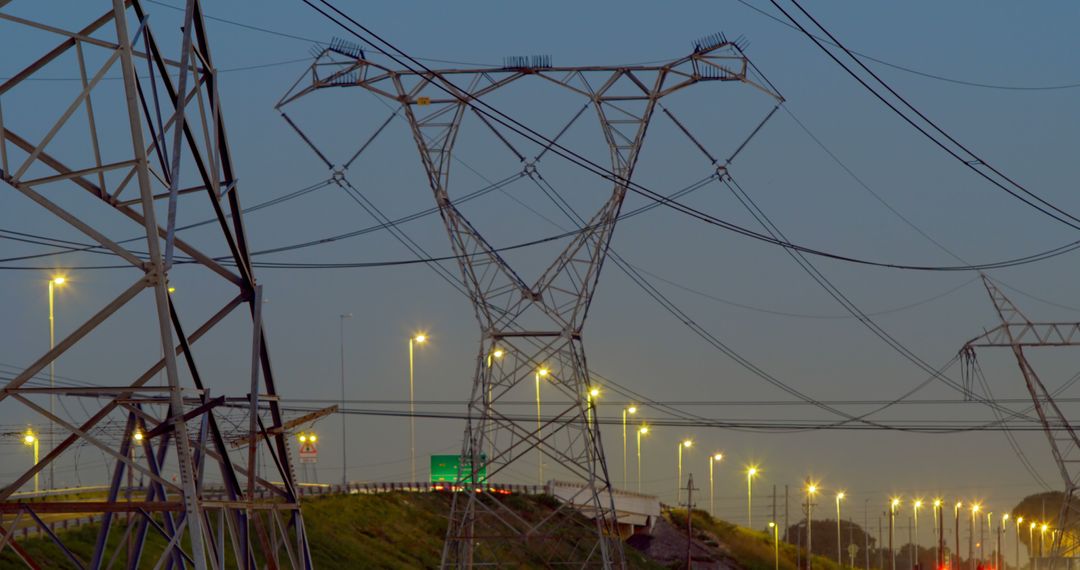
774 484 778 533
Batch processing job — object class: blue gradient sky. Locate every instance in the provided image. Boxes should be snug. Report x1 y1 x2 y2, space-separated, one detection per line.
1 0 1079 530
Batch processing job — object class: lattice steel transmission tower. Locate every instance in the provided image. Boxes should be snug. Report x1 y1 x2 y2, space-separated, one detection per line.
0 1 309 567
961 274 1080 566
279 33 778 568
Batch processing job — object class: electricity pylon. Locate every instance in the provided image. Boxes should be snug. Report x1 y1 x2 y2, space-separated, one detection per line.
0 2 309 567
279 33 779 568
961 274 1080 566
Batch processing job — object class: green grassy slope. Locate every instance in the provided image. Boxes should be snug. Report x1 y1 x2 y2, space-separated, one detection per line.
668 508 844 570
0 493 662 569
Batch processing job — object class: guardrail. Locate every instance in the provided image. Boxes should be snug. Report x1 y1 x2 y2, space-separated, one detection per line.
296 482 545 496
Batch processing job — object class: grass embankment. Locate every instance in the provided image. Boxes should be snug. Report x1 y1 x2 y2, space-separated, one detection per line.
669 508 843 570
0 493 662 569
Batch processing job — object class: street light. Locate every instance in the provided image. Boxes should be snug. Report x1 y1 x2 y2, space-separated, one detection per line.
807 482 819 570
1002 514 1010 570
636 426 648 493
954 502 963 570
914 499 923 570
770 521 780 570
677 439 692 504
535 367 549 485
933 499 943 570
891 498 902 570
622 406 637 489
23 430 39 493
338 313 352 487
972 503 982 570
837 491 846 568
409 332 427 483
709 453 723 517
1016 517 1023 570
47 274 66 490
747 466 759 528
1029 522 1036 570
586 387 600 426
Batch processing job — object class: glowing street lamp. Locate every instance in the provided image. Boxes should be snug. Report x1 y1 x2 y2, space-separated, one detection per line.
770 521 780 570
622 406 637 489
837 491 846 567
676 440 692 504
636 426 648 493
47 274 66 490
891 497 902 570
913 499 923 570
23 430 39 493
408 332 427 482
709 453 723 517
954 502 963 570
933 499 944 570
535 367 549 485
1016 516 1023 570
971 503 982 570
807 482 819 570
747 466 759 528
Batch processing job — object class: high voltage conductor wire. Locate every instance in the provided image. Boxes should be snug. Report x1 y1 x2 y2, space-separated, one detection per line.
734 0 1080 92
295 0 1080 274
768 0 1080 231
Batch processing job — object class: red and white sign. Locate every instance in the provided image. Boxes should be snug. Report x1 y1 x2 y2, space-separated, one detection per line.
298 442 318 464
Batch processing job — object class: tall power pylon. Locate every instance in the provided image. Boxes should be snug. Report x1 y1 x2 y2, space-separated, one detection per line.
0 2 309 567
961 274 1080 565
279 34 779 567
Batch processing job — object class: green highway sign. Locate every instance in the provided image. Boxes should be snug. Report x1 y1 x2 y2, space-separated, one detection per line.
430 454 487 484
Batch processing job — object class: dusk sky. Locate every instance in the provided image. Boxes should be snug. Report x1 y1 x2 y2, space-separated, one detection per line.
2 0 1079 532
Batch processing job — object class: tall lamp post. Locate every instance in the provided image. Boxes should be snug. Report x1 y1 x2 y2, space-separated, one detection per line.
971 504 981 570
747 466 759 528
676 440 692 504
408 333 427 483
807 482 819 570
23 429 39 493
1001 514 1009 570
891 498 902 570
636 426 648 493
709 453 723 517
622 406 636 489
837 491 846 568
955 502 963 570
1016 517 1023 570
934 499 943 570
47 275 65 489
914 499 923 570
770 521 780 570
339 313 351 487
1029 522 1036 570
535 367 549 485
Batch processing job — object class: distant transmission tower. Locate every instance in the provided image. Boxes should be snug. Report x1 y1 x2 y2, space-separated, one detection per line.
961 274 1080 567
0 2 309 567
279 32 778 568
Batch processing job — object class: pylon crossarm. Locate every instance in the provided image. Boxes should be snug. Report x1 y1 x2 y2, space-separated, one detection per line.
962 322 1080 348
